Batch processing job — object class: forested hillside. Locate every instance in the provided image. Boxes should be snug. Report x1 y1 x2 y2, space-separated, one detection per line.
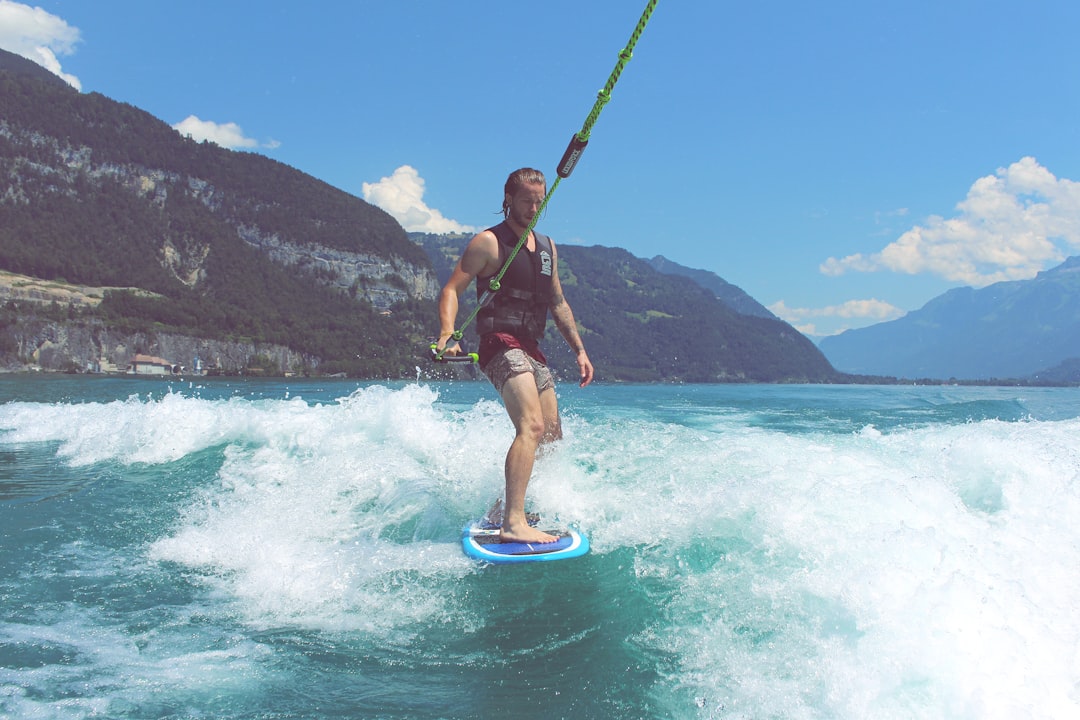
1 49 433 376
648 255 778 320
411 233 839 383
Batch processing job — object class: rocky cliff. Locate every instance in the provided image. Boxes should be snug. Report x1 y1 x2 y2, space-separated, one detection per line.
5 313 316 376
235 225 437 309
0 118 438 309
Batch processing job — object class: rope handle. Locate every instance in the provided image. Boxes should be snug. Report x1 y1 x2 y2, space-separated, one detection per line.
430 344 478 364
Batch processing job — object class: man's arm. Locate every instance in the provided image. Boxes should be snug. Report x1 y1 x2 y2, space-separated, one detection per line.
436 231 499 354
548 243 594 387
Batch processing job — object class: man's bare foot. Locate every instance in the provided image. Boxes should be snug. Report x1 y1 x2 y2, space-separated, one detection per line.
501 522 558 544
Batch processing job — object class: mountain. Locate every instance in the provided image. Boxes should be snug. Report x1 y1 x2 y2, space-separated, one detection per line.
1031 357 1080 384
0 48 436 376
0 48 70 89
1 47 836 382
819 256 1080 379
647 255 778 319
411 233 839 383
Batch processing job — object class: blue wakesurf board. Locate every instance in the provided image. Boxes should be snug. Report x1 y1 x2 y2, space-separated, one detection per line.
462 517 589 564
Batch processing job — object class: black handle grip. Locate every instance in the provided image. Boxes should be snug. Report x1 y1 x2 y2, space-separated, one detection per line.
557 134 589 178
430 345 479 364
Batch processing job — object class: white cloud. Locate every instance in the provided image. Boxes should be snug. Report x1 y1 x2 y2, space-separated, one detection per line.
769 298 905 337
172 115 278 151
0 0 82 89
822 157 1080 286
362 165 479 234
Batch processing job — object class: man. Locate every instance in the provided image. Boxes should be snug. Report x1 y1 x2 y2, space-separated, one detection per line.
436 168 594 544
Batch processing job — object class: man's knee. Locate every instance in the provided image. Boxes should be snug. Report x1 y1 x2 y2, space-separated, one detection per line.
521 413 546 443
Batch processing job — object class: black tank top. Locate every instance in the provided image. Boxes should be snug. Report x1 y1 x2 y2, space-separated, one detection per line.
475 221 554 340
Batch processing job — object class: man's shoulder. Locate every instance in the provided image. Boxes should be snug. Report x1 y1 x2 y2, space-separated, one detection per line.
467 228 500 252
461 229 502 276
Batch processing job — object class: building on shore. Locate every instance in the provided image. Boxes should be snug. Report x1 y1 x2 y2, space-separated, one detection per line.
128 354 180 375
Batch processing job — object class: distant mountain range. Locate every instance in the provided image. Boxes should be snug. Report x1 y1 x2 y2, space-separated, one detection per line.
819 256 1080 380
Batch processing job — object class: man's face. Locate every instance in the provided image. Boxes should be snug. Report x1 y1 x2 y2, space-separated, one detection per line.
506 182 546 228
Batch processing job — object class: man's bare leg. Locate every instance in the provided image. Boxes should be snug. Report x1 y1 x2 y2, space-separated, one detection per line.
538 385 562 444
499 372 558 543
486 383 563 523
484 498 546 528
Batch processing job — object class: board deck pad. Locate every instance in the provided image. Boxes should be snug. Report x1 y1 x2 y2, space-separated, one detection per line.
462 517 589 564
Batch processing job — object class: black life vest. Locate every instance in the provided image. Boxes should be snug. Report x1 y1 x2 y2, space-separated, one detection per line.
476 221 554 341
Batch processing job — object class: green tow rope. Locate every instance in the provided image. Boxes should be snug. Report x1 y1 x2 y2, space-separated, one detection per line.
433 0 659 362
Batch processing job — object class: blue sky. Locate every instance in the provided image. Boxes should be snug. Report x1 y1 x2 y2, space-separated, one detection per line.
4 0 1080 337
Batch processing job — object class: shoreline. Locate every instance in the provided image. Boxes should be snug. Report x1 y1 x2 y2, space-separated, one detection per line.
1 365 1076 388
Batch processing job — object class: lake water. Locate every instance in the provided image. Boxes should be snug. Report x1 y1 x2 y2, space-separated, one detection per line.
2 375 1079 719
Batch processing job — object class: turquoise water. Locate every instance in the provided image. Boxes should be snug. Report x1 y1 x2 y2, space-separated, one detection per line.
2 375 1079 719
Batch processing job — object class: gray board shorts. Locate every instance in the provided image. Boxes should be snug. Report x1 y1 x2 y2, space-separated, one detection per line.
482 348 555 395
